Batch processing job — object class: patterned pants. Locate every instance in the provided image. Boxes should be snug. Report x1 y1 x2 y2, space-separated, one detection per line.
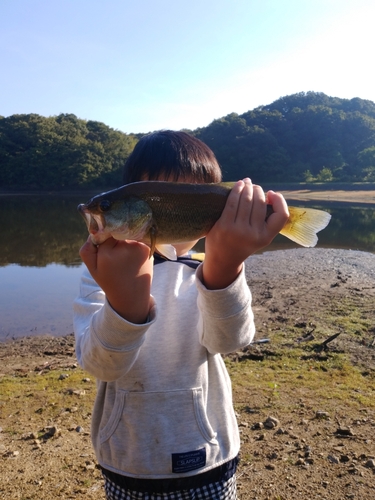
103 475 237 500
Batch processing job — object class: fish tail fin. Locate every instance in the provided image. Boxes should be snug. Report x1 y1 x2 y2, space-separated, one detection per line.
280 207 331 247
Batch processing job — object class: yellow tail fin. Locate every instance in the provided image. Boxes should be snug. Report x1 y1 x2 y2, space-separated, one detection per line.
280 207 331 247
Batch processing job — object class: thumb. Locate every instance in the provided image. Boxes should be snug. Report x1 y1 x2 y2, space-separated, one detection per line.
79 236 99 271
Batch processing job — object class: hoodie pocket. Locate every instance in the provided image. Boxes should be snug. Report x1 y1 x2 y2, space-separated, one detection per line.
99 387 218 475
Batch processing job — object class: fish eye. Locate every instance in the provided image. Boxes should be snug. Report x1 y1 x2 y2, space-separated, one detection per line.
99 199 111 212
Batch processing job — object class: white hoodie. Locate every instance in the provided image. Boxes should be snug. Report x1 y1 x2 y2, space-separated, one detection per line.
73 259 254 479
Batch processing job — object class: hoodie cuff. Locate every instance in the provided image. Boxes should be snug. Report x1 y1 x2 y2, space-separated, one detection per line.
195 264 251 318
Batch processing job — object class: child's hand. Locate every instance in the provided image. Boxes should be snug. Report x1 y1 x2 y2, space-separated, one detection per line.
79 237 153 323
202 178 289 289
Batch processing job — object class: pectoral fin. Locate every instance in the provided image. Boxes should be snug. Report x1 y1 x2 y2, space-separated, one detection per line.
155 244 178 260
147 225 177 260
147 225 162 259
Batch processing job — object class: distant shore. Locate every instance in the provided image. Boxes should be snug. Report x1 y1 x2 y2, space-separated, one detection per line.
1 188 375 204
280 189 375 204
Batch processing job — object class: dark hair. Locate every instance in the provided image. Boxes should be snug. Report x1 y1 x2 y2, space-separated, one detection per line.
123 130 222 184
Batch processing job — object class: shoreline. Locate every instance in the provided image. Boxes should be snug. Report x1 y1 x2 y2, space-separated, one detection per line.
280 189 375 204
1 247 375 348
2 189 375 204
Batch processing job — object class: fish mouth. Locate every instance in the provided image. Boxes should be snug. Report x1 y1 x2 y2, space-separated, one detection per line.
77 204 104 235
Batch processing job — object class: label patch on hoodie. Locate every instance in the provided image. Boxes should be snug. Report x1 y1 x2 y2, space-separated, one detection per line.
172 448 206 473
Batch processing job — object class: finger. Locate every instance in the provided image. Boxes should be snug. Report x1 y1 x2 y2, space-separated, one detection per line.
97 236 118 252
220 180 245 224
234 178 254 224
100 238 152 264
247 184 267 227
79 236 99 270
122 239 154 261
265 191 290 233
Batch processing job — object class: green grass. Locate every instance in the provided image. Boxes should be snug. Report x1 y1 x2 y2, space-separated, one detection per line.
227 345 375 414
0 366 95 434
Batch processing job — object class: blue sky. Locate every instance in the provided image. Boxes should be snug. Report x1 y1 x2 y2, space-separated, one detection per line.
1 0 374 133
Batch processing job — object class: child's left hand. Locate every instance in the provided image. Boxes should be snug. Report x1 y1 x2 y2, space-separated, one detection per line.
202 178 289 289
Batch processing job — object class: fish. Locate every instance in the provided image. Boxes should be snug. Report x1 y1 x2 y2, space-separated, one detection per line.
78 181 331 260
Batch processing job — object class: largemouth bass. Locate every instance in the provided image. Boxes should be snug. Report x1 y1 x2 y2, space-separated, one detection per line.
78 181 331 260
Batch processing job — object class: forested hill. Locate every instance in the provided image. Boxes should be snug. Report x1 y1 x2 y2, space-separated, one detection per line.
0 114 139 189
1 91 375 189
194 92 375 183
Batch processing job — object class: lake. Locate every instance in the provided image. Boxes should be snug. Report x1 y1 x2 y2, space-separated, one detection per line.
0 193 374 341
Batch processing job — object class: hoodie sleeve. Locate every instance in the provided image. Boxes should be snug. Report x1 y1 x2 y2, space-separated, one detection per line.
73 267 156 381
195 264 254 354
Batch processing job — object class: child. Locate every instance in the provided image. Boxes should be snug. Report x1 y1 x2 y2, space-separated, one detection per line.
73 130 289 499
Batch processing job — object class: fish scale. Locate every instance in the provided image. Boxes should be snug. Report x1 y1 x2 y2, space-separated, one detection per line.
142 185 227 242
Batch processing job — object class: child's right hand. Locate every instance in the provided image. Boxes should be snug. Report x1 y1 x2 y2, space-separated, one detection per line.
79 237 153 324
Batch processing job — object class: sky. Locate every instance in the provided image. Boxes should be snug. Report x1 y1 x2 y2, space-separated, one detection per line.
1 0 374 134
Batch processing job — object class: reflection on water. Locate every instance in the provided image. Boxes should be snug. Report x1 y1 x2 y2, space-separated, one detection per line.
0 194 374 340
0 194 87 267
0 193 89 340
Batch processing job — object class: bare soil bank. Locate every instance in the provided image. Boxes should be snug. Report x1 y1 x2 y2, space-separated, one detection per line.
280 189 375 204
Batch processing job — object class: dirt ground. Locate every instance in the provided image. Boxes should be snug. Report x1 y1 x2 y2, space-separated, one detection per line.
1 189 375 499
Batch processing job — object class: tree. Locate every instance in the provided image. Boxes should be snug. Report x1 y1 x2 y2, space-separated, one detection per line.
316 167 334 182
